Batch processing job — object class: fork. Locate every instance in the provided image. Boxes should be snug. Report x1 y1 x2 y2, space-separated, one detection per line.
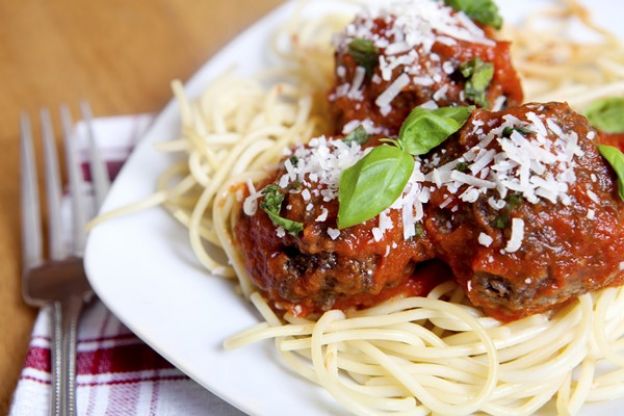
20 102 111 416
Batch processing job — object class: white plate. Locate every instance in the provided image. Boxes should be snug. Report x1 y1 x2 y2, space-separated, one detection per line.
85 1 623 415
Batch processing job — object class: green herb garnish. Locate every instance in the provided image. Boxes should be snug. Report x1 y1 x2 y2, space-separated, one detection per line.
414 223 425 238
288 181 303 191
348 38 379 77
344 125 371 145
338 145 414 229
503 126 534 138
598 145 624 201
261 185 304 234
460 58 494 108
398 106 474 155
455 162 469 173
444 0 503 30
585 97 624 134
492 212 509 229
338 106 474 229
505 193 523 210
491 193 523 229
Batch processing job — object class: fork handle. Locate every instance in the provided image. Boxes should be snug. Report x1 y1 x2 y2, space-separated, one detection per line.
50 296 84 416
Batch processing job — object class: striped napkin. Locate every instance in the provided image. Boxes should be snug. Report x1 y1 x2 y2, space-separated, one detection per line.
10 114 244 416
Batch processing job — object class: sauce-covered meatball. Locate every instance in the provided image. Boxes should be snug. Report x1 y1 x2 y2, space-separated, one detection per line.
235 137 441 316
330 0 523 136
423 102 624 321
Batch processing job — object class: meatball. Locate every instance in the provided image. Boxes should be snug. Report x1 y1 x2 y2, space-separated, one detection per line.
423 102 624 321
330 1 523 136
235 137 439 316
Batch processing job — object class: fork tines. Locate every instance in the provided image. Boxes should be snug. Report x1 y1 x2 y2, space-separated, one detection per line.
21 102 112 416
20 103 109 300
20 113 43 273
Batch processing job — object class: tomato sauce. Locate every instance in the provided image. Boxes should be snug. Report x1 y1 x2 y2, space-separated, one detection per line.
599 132 624 152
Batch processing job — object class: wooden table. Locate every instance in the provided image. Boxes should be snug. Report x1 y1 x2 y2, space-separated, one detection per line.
0 0 280 412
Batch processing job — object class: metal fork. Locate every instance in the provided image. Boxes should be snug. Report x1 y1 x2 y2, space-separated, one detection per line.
21 102 111 416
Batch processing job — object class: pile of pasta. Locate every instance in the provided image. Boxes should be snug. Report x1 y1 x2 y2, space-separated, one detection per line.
504 0 624 110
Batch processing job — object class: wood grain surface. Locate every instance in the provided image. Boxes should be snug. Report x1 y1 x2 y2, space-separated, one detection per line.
0 0 280 412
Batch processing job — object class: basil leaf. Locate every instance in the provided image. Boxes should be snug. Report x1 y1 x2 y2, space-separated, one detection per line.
344 125 371 145
348 38 379 76
261 184 304 234
598 145 624 201
444 0 503 30
460 58 494 108
398 106 473 155
585 97 624 134
338 145 414 229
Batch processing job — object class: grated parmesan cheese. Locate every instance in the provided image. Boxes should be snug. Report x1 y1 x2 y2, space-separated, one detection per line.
432 110 586 210
478 233 493 247
450 171 496 189
413 76 435 86
371 210 395 242
505 218 525 253
316 207 329 222
376 73 411 110
301 189 311 201
433 84 449 102
327 228 341 240
442 61 455 74
342 118 386 135
243 180 261 216
275 136 367 204
492 96 506 111
440 196 453 209
420 100 438 110
587 189 600 204
349 66 367 100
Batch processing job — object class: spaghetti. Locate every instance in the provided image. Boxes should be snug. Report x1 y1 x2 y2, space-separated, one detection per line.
92 1 624 414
